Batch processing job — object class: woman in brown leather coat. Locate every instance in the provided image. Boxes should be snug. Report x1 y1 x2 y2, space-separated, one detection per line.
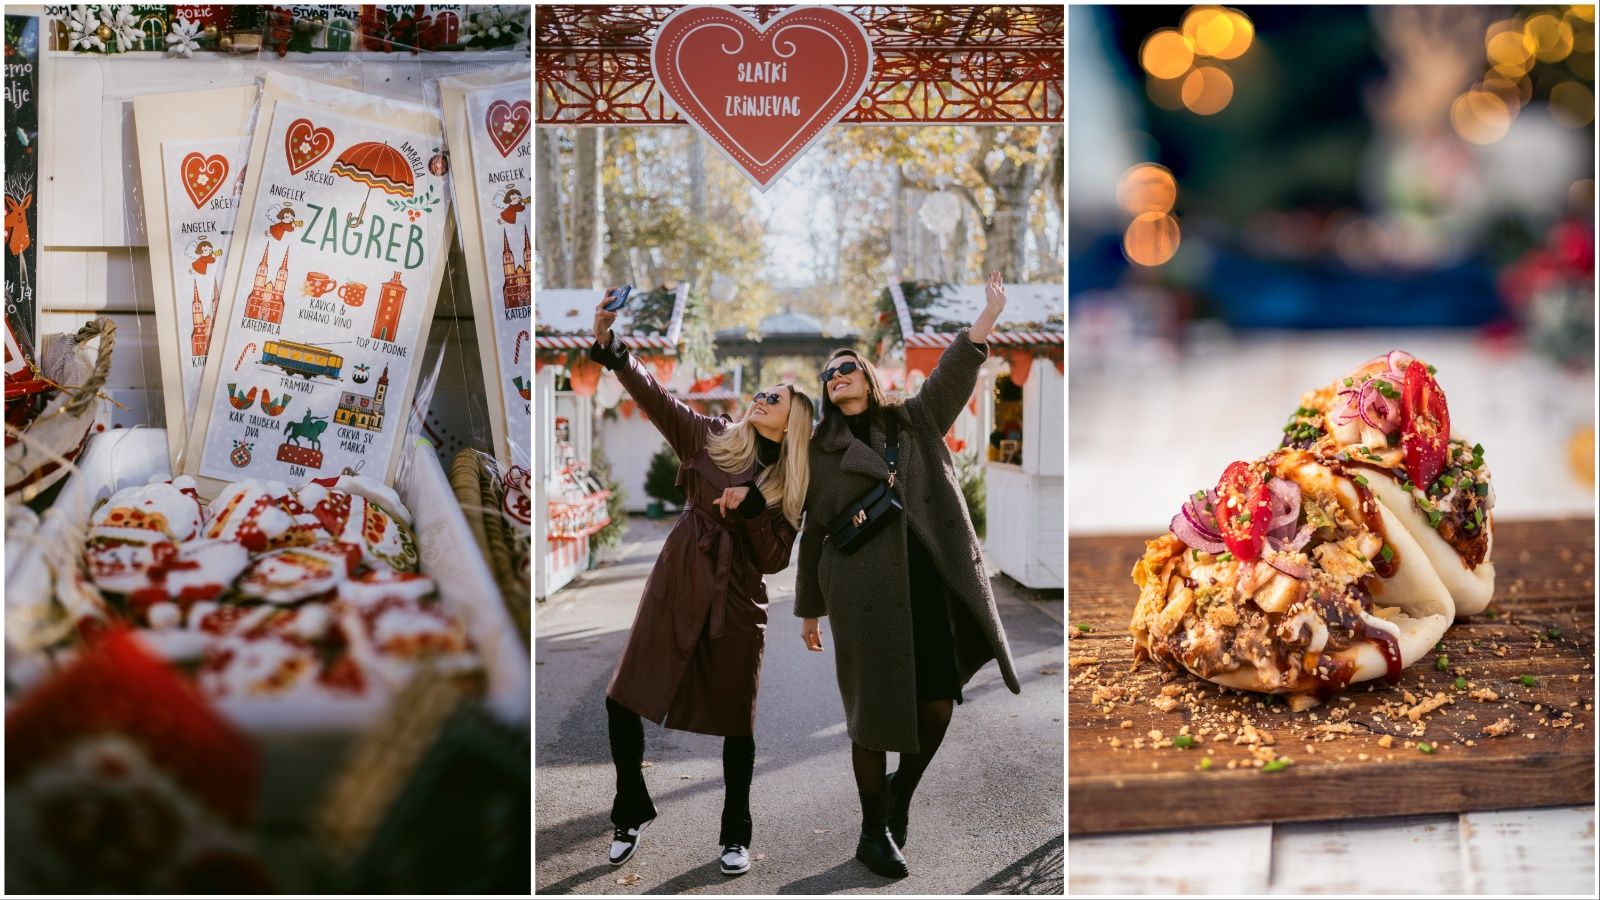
589 291 814 878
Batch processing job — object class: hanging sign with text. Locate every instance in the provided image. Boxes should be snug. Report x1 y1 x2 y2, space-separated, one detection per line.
649 5 873 192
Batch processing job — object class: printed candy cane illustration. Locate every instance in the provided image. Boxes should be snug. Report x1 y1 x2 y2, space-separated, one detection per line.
235 342 256 371
514 330 528 364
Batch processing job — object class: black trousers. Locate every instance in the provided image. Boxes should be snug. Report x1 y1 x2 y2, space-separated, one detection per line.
606 696 755 846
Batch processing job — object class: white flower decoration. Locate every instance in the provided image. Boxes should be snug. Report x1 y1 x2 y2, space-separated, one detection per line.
66 5 104 52
166 16 202 58
109 5 141 54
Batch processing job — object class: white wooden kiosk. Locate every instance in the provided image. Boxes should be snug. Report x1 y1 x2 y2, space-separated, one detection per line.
890 282 1063 590
533 286 686 598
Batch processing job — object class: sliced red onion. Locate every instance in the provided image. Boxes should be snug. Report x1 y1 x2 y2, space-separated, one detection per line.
1170 511 1226 554
1268 555 1312 580
1182 500 1221 541
1281 522 1315 552
1386 350 1415 379
1266 478 1300 532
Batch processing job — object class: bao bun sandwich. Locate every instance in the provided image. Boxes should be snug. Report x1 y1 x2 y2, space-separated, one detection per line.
1280 350 1494 616
1130 352 1494 703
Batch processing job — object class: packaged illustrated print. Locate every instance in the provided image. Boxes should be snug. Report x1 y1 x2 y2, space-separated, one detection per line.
184 73 454 495
438 64 530 471
133 86 257 469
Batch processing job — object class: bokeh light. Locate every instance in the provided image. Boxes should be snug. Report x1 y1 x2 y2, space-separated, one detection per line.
1141 28 1195 80
1486 20 1537 78
1180 6 1254 60
1117 163 1178 215
1479 74 1533 113
1525 13 1576 62
1123 212 1182 267
1181 66 1235 115
1450 89 1513 144
1550 80 1596 127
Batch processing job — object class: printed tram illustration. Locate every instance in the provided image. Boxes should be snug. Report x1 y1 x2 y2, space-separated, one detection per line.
260 339 344 380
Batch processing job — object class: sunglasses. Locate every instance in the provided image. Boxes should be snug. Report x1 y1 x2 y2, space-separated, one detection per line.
751 391 784 405
821 360 861 383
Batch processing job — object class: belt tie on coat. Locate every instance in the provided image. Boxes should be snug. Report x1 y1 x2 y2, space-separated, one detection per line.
685 502 735 640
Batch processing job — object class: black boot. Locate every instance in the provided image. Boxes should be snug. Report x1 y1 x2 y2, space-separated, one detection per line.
855 789 909 878
887 770 911 850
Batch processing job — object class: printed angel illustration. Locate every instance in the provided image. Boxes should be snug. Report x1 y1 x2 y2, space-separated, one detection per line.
186 237 223 276
491 185 526 225
265 202 303 241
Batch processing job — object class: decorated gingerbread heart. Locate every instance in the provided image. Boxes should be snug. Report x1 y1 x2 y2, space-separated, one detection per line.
236 541 362 604
284 117 335 175
485 99 531 158
203 481 294 552
180 152 230 209
90 477 205 544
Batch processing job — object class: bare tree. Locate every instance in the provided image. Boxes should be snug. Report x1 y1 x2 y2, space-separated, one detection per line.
570 127 602 288
535 129 568 288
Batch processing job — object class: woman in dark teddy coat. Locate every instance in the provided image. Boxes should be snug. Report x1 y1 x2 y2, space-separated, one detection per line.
795 271 1021 878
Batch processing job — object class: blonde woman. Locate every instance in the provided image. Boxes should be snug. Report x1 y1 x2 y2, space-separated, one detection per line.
589 289 813 878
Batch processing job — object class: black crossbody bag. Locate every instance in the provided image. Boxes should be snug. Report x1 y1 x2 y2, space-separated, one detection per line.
825 416 902 554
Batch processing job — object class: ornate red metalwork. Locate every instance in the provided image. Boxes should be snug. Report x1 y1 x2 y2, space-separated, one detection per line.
536 5 1063 125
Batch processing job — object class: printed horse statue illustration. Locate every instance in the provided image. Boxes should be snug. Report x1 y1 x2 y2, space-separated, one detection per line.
284 409 329 450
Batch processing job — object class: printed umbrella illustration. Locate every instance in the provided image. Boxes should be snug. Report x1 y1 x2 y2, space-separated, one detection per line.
329 141 413 228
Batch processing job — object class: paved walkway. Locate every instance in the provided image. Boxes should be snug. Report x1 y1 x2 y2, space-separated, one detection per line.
535 516 1064 894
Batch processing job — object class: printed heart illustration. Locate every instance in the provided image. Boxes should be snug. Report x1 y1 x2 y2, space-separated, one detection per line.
180 152 230 209
486 100 531 158
650 5 873 191
284 117 335 176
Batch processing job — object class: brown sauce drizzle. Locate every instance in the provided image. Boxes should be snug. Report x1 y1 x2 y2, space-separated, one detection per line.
1332 460 1398 578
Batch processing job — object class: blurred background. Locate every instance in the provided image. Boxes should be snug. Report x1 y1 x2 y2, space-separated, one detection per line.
1068 4 1597 533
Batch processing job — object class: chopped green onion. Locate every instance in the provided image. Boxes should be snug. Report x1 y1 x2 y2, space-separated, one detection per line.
1218 551 1234 562
1453 676 1467 691
1426 364 1437 375
1379 545 1394 563
1373 380 1400 399
1519 674 1536 687
1343 376 1354 387
1474 482 1488 496
1545 627 1563 640
1427 509 1442 528
1354 474 1369 487
1387 431 1400 446
1076 623 1092 633
1192 550 1200 562
1173 735 1195 749
1473 507 1484 527
1436 655 1449 671
1473 443 1485 457
1262 758 1293 772
1199 757 1213 770
1441 474 1456 489
1418 742 1434 754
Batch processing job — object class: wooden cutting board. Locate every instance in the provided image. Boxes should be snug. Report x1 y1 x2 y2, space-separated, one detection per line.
1068 518 1595 835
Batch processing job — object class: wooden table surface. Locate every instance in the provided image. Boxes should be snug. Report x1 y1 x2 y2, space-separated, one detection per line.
1067 518 1596 893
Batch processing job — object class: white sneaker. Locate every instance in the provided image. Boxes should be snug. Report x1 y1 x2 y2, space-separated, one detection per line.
609 818 654 866
720 843 751 876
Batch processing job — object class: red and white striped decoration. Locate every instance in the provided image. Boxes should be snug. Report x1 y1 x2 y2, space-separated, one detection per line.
903 331 1063 349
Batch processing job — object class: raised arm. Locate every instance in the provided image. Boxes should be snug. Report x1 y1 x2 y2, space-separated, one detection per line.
908 272 1005 434
590 291 711 460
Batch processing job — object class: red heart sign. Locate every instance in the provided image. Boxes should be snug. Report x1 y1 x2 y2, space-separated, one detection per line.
284 117 335 176
180 152 229 209
486 100 531 158
651 5 873 192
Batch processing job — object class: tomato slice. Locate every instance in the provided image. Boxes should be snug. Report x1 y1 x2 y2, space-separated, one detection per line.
1216 460 1271 561
1401 360 1450 489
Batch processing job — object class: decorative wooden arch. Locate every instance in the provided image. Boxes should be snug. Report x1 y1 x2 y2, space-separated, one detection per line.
536 4 1063 125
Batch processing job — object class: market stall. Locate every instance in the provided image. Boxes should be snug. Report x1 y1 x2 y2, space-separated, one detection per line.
599 373 739 514
882 280 1064 589
533 284 688 596
3 7 531 893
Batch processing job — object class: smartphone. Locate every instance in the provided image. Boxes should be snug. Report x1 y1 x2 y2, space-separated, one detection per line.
603 284 634 312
